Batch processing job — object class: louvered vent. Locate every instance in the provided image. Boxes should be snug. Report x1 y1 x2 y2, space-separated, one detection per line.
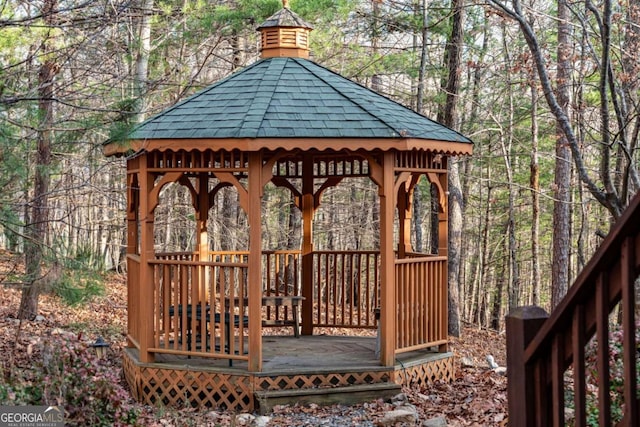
261 28 310 58
257 4 313 59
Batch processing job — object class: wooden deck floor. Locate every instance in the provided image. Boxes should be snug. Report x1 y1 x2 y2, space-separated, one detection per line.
145 335 443 374
124 335 455 411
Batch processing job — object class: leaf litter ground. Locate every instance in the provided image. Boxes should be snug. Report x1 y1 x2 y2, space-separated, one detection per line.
0 251 507 426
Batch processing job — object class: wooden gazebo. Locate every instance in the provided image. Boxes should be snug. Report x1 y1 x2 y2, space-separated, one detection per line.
105 3 472 412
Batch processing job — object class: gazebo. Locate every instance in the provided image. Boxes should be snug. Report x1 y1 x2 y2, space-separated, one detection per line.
104 3 472 412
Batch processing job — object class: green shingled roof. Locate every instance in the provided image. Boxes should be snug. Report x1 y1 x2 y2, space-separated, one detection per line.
129 57 471 144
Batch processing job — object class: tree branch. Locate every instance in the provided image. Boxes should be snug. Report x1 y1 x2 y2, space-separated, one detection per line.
487 0 619 216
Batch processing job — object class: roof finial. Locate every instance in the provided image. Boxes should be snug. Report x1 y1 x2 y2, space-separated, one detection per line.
283 0 289 8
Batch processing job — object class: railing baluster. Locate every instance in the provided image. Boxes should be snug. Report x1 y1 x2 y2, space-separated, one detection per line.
551 334 565 426
430 260 434 345
572 304 587 427
265 252 272 322
408 261 415 345
190 264 197 353
356 253 362 326
621 238 638 427
163 264 171 349
341 253 346 324
219 264 226 355
154 266 160 348
596 273 612 426
336 254 340 324
323 252 329 325
209 265 215 356
172 264 179 351
315 252 321 325
534 358 549 427
180 264 188 352
420 260 426 345
229 265 236 359
365 253 371 325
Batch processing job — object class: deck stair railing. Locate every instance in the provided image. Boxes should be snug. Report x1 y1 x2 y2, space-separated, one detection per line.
506 192 640 426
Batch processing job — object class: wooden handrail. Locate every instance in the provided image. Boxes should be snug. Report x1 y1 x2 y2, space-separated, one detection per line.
507 192 640 426
150 259 248 268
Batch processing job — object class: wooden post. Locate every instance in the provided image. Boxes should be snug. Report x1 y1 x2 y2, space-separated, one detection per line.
138 153 155 363
126 168 138 348
196 173 209 301
301 154 314 335
126 167 139 256
506 306 548 427
379 151 396 367
248 152 263 372
437 172 448 351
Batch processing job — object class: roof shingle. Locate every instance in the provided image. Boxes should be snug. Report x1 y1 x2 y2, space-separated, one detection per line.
129 57 472 145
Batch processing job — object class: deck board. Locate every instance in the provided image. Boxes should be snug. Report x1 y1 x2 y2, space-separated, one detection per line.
146 335 444 374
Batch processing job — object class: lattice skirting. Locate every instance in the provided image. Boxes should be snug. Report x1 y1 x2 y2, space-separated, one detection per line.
255 370 392 391
123 350 253 411
123 349 454 411
394 353 455 386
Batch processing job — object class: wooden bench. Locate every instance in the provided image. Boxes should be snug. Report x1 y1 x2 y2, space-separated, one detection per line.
261 295 304 338
167 304 248 358
226 296 305 337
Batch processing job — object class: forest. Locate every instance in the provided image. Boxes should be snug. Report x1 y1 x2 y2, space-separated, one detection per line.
1 0 639 332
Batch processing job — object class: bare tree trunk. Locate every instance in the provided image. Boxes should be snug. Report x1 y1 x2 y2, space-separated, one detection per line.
133 0 153 124
221 189 236 251
529 78 541 306
499 22 520 311
371 0 382 93
438 0 464 337
460 14 488 319
551 0 572 308
416 0 428 114
19 0 60 320
448 164 463 336
621 0 640 196
368 2 384 251
231 30 243 72
474 179 492 325
491 235 507 330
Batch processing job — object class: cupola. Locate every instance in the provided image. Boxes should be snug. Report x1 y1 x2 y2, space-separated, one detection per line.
257 0 313 59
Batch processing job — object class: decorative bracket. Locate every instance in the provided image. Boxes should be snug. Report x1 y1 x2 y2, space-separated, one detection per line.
148 172 197 213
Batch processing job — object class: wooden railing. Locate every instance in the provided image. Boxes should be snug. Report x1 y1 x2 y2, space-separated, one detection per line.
132 249 452 360
149 258 249 363
507 192 640 426
156 250 381 330
395 255 448 352
313 251 380 328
